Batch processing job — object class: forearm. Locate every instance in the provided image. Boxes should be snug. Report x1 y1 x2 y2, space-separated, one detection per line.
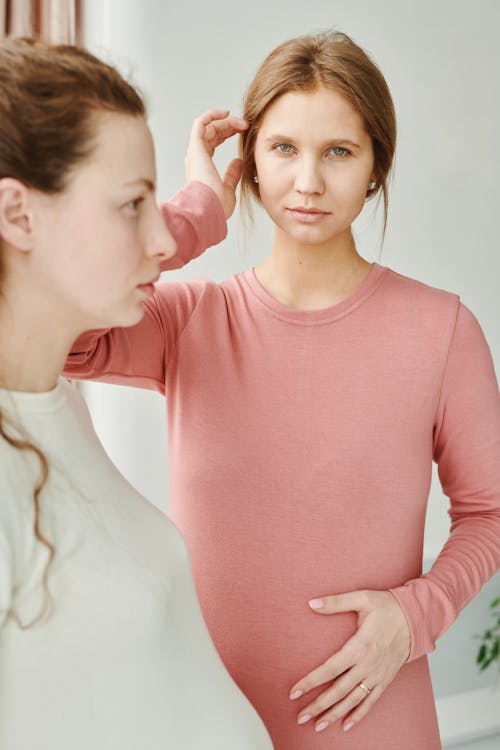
160 181 226 271
390 508 500 661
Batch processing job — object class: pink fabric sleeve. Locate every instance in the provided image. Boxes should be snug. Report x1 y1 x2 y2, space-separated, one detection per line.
389 303 500 662
160 181 226 271
64 181 226 388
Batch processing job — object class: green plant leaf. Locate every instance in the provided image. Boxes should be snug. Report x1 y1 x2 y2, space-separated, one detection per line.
477 644 487 663
474 597 500 674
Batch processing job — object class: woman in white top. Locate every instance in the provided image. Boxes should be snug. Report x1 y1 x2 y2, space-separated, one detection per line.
0 37 273 750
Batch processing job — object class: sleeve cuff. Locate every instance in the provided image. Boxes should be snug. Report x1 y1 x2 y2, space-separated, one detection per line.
388 585 426 662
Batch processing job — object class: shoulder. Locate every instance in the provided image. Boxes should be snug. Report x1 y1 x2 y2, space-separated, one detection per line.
381 266 489 341
382 266 460 311
151 275 239 319
372 266 470 365
380 266 461 335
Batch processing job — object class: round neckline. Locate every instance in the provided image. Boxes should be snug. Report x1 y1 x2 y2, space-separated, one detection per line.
0 376 68 414
242 262 388 325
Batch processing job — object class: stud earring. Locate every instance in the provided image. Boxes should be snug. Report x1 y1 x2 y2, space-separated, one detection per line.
368 180 376 190
253 175 259 184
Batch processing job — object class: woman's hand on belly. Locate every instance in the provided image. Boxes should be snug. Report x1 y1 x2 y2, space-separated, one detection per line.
289 589 411 734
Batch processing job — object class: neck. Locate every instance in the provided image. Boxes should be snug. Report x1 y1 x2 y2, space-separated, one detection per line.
254 227 372 310
0 286 80 393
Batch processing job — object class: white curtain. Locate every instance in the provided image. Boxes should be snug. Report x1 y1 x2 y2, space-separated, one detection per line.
0 0 81 43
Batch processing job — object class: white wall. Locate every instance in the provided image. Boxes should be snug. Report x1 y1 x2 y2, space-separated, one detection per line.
81 0 500 702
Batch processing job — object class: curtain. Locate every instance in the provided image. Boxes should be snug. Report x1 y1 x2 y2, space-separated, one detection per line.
0 0 82 43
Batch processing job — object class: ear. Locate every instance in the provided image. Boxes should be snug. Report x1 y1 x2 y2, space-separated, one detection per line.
0 177 35 252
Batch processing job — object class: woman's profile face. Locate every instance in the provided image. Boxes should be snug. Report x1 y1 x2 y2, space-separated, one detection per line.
253 86 375 248
29 112 176 330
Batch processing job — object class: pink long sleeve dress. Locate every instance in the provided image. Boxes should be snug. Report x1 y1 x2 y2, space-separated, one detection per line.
65 182 500 750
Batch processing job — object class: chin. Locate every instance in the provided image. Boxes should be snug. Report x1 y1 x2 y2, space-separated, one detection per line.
282 218 352 246
287 227 338 245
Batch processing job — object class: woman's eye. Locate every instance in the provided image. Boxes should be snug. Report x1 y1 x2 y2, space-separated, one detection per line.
328 146 350 157
274 143 294 154
126 197 144 212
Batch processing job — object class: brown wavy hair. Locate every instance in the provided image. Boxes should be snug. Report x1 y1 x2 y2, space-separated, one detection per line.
239 30 397 241
0 37 145 625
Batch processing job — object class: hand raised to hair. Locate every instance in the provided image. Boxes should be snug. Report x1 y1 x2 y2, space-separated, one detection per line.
185 109 249 219
289 590 411 735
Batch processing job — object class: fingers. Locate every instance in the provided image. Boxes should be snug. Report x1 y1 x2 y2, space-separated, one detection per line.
194 108 248 131
290 645 354 700
315 682 384 734
296 668 365 724
190 110 249 153
184 111 247 218
309 589 370 615
289 588 409 733
204 116 248 149
295 669 384 734
195 108 231 126
212 114 249 137
290 590 370 702
341 683 384 733
223 158 243 192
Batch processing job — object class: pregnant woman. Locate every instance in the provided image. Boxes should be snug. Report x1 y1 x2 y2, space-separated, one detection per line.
65 31 500 750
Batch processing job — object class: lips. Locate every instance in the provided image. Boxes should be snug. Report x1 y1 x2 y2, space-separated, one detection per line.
287 207 331 223
142 274 160 286
288 207 330 214
136 274 160 299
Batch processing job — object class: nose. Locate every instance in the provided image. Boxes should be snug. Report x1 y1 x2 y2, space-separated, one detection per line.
143 203 177 261
294 155 324 195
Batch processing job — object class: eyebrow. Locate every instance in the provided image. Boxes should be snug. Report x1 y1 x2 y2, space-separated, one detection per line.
264 134 361 149
123 178 156 191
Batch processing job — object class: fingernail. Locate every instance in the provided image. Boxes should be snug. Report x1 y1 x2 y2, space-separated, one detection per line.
315 721 329 733
290 690 303 700
344 721 354 732
309 598 324 609
297 714 311 725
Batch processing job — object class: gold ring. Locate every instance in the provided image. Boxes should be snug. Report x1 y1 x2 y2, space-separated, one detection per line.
358 682 372 695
